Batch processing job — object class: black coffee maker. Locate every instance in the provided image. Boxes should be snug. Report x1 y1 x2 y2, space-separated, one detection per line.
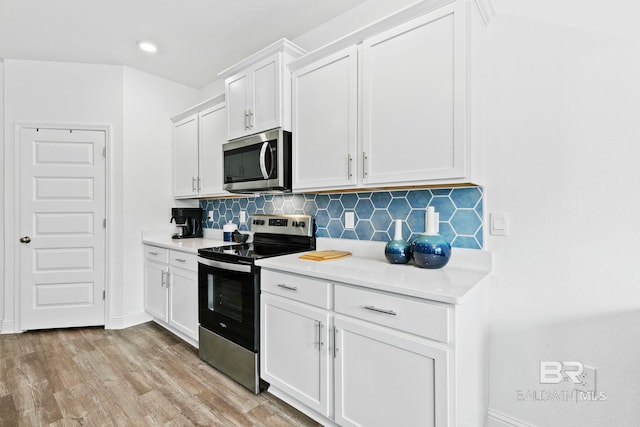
170 208 203 239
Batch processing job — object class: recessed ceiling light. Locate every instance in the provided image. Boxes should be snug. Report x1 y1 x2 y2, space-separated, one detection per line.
137 40 158 53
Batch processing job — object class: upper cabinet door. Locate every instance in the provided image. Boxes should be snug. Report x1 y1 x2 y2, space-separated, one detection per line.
172 115 199 198
198 103 227 197
292 46 358 191
226 72 251 140
252 54 281 134
221 40 305 140
361 2 467 185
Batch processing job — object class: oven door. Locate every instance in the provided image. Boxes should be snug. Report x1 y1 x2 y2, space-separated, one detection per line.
197 257 259 352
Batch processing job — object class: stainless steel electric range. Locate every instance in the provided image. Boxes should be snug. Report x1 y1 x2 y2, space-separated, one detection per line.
197 214 315 393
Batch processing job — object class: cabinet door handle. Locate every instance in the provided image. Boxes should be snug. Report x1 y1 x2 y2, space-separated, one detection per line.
166 272 171 288
197 177 201 191
149 251 159 256
316 321 323 350
364 305 397 316
249 110 254 128
161 271 166 287
244 110 249 130
362 152 369 178
277 283 298 291
175 258 187 263
192 177 196 192
347 154 353 178
333 328 339 358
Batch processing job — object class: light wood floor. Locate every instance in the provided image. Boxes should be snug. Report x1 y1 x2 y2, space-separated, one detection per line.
0 322 320 427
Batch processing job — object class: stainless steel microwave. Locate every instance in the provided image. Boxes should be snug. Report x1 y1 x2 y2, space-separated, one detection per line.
222 128 292 193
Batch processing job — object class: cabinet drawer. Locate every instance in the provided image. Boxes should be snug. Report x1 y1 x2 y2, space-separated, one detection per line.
144 246 169 264
169 251 197 271
334 285 450 343
261 270 331 309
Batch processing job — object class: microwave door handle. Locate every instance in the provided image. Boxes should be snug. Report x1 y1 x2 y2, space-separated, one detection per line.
259 141 270 179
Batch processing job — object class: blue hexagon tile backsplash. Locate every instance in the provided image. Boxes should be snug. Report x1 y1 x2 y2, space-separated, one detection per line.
200 186 484 249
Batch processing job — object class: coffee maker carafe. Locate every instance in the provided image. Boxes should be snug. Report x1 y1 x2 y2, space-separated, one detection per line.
170 208 203 239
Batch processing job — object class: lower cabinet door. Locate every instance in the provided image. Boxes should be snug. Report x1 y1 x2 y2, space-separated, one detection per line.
334 315 449 427
168 266 198 341
144 259 168 322
261 294 331 417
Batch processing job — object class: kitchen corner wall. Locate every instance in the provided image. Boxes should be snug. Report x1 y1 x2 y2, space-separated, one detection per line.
201 186 484 249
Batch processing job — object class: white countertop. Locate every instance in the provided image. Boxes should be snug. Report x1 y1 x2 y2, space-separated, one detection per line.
256 238 492 304
142 230 227 254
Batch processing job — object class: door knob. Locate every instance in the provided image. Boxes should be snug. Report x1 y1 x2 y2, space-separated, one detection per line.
19 236 31 243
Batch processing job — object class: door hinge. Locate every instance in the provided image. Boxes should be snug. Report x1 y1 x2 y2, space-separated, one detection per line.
103 219 106 229
102 147 106 158
102 290 106 300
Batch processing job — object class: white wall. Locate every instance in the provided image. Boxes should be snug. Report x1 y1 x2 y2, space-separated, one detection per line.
199 79 225 101
121 67 198 323
481 8 640 427
1 59 198 332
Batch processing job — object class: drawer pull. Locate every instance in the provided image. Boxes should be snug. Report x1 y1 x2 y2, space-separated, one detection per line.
149 251 159 256
277 284 298 291
175 258 187 262
364 305 397 316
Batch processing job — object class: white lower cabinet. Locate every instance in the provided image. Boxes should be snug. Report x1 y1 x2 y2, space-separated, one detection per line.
334 315 448 427
261 268 488 427
144 257 169 322
144 244 198 346
261 294 331 416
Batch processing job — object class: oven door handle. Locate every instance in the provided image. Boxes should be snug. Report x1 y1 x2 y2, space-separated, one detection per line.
197 257 253 274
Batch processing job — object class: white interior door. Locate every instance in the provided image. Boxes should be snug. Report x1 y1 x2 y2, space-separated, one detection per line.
19 127 106 330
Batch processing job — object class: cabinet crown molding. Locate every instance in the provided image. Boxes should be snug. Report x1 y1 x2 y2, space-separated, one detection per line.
218 38 306 79
289 0 458 72
473 0 495 26
170 93 225 123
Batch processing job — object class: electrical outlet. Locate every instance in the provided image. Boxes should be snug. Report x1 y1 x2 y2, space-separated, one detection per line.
240 210 246 223
574 365 596 392
207 210 213 221
344 211 355 229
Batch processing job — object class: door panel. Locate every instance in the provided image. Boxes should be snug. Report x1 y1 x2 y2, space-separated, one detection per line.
20 128 106 330
35 212 94 236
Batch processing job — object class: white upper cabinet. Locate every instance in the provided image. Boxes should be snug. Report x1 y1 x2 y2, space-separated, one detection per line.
292 46 358 190
198 103 227 196
291 1 470 192
220 39 306 140
226 73 251 138
171 95 228 199
173 115 199 198
361 4 467 185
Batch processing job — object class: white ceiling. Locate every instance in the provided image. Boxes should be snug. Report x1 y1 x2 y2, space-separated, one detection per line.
0 0 367 88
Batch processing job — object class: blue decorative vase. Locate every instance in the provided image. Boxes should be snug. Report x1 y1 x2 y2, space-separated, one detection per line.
411 206 451 269
385 219 411 264
411 234 451 269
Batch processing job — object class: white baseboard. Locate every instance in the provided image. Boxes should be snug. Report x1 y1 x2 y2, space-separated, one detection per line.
1 312 151 333
0 320 16 334
107 311 152 330
487 409 535 427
